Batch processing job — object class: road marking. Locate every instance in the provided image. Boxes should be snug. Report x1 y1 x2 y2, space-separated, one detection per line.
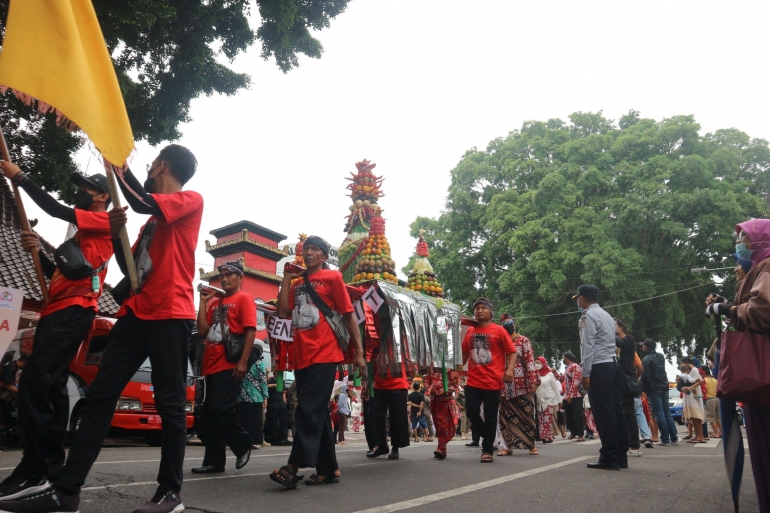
82 472 270 491
351 456 593 513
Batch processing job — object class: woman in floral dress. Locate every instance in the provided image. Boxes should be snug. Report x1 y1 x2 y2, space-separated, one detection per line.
497 314 539 456
534 356 562 443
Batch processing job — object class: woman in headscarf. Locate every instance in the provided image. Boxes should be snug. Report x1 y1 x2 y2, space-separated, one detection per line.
497 314 540 456
534 357 562 444
705 219 770 512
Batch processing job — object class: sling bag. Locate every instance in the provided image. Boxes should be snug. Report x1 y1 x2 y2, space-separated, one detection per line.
302 274 350 353
219 302 246 364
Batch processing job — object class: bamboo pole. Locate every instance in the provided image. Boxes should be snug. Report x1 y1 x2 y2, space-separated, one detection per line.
0 123 50 303
102 161 140 293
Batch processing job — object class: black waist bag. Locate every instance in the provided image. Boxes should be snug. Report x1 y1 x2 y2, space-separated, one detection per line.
54 238 95 280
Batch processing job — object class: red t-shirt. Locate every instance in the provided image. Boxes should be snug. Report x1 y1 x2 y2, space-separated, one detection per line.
41 210 112 318
288 269 353 370
202 291 257 376
374 359 409 391
117 191 203 320
462 324 516 391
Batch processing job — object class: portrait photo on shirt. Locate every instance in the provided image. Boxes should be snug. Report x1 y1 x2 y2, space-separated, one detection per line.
470 333 493 366
292 286 320 330
206 303 233 343
134 220 157 287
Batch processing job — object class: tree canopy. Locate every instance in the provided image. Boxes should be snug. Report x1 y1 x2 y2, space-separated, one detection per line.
0 0 349 203
407 111 769 362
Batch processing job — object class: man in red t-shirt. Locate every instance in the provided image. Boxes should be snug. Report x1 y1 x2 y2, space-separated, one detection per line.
0 162 113 502
6 145 203 513
192 260 255 475
461 297 516 462
269 236 365 489
366 354 411 460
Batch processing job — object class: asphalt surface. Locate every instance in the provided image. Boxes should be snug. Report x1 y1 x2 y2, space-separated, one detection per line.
0 427 759 513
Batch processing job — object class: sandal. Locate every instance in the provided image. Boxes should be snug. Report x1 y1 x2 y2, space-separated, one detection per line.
433 451 446 460
529 448 539 455
481 452 493 463
269 466 303 489
306 473 339 485
497 449 511 456
568 435 576 440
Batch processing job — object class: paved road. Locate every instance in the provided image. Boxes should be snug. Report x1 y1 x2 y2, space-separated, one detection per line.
0 428 759 513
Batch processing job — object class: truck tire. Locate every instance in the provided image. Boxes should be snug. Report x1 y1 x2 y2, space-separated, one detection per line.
144 431 163 447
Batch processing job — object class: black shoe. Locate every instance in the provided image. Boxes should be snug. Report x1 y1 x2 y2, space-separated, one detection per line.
0 476 50 501
235 449 251 470
366 446 389 458
0 487 79 512
644 439 654 448
586 462 620 470
465 441 479 447
619 461 629 469
132 489 184 513
191 465 225 474
388 449 399 460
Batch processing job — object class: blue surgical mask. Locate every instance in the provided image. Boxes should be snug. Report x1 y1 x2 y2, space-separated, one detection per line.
736 243 754 261
578 305 584 313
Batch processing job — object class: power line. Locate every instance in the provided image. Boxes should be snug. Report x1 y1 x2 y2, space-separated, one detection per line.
516 282 712 321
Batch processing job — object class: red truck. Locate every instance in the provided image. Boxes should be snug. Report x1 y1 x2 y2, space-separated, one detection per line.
7 317 196 446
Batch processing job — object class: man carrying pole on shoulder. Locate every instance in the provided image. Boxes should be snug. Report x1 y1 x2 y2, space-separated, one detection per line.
193 260 255 474
269 236 366 489
0 163 112 502
0 144 203 513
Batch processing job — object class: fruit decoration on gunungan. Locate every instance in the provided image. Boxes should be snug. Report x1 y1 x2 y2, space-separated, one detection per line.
406 229 444 298
338 159 398 285
289 233 308 285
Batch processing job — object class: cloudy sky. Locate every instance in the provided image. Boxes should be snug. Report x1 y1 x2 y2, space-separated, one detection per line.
20 0 770 293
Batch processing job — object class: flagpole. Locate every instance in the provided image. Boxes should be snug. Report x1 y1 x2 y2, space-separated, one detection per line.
0 123 50 303
102 161 140 293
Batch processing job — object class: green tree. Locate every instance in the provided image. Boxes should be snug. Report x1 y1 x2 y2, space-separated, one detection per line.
0 0 349 201
408 111 769 362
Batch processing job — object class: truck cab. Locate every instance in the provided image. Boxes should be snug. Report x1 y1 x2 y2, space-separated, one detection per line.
8 317 196 446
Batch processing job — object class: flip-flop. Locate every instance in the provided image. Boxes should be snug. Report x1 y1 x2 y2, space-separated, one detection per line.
269 466 303 489
306 474 339 485
481 452 493 463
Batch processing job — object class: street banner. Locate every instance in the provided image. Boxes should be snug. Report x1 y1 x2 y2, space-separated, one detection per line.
0 287 24 355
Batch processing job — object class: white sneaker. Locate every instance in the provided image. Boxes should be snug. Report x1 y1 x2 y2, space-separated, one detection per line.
628 448 643 457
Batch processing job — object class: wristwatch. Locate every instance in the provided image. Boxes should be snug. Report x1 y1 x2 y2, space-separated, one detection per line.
12 172 29 186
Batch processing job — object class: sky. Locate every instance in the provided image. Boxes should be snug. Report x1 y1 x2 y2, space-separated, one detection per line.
19 0 770 308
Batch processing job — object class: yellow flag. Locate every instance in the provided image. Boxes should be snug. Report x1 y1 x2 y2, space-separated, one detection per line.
0 0 134 167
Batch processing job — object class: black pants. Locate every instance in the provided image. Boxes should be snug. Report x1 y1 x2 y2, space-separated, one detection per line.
16 306 95 480
622 393 640 449
369 388 409 449
265 406 289 444
464 386 500 454
200 370 252 468
236 402 263 445
56 311 192 494
288 363 338 476
362 399 374 450
565 397 584 437
588 362 630 465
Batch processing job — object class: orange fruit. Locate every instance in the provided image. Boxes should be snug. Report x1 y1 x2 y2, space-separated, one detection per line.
415 284 422 290
367 273 374 280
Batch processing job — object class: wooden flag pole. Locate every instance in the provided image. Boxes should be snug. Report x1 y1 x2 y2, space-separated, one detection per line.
0 123 50 303
102 161 140 293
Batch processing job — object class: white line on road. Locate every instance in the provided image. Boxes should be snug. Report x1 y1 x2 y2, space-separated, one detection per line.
351 456 593 513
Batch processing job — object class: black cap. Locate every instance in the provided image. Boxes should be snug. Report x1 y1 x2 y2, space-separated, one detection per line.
71 173 110 194
574 284 599 300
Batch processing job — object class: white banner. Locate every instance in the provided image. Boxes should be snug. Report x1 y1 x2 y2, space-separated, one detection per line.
0 287 24 355
362 285 385 313
266 314 293 341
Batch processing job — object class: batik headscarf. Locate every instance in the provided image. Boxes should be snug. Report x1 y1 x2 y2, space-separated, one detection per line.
536 356 551 377
736 219 770 264
218 260 244 276
472 297 494 317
